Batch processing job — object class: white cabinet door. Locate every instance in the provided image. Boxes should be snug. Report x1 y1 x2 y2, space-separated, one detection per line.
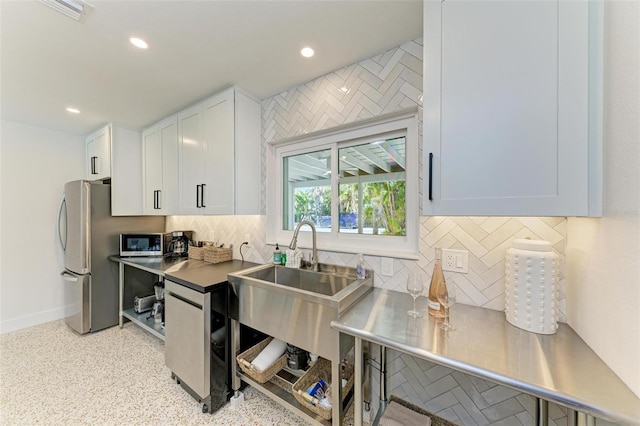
234 90 262 215
111 125 143 215
423 0 599 216
85 132 97 179
159 117 179 215
178 103 205 214
142 126 163 214
174 87 262 215
143 116 179 215
203 89 234 214
86 125 111 181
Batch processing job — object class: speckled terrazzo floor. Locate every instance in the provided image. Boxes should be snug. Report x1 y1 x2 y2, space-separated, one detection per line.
0 320 357 425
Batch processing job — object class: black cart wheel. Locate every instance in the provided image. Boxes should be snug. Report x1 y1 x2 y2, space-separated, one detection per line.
202 404 208 413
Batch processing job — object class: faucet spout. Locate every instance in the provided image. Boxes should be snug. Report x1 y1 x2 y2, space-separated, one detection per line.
289 220 318 271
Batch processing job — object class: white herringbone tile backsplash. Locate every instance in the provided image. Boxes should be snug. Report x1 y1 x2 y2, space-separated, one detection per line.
167 38 569 426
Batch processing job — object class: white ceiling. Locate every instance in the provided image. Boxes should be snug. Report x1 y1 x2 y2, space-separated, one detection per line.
0 0 422 136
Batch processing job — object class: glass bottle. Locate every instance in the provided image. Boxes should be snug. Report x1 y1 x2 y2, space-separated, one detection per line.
428 247 447 318
356 254 366 279
273 243 281 265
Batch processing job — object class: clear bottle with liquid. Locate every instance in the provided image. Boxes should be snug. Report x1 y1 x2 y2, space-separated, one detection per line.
356 254 366 279
427 247 447 318
273 243 282 265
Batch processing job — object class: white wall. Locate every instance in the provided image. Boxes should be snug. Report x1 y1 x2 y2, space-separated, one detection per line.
0 120 84 333
565 0 640 398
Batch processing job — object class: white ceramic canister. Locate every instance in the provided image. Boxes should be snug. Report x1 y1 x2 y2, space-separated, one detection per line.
504 239 560 334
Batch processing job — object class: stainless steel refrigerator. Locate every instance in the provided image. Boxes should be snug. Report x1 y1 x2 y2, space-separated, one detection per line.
57 180 165 334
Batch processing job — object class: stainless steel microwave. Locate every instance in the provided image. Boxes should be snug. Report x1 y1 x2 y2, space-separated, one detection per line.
120 233 171 257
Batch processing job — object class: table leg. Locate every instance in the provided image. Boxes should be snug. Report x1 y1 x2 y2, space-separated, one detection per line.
354 336 363 426
575 412 596 426
118 263 124 328
535 398 548 426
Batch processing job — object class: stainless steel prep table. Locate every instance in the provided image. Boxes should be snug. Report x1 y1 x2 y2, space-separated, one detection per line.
109 255 258 339
331 288 640 426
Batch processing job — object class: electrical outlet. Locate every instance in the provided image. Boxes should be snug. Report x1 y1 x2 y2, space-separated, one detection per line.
244 234 251 245
442 249 468 273
380 257 393 277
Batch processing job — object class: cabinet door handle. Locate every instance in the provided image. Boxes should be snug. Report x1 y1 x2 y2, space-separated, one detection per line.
153 190 161 209
196 185 201 208
428 152 433 201
90 156 98 175
200 184 206 208
156 190 161 210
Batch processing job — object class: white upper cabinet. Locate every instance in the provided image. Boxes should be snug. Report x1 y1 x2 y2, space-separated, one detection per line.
85 125 111 181
142 115 179 215
178 87 261 215
423 0 602 216
178 102 206 214
86 123 143 215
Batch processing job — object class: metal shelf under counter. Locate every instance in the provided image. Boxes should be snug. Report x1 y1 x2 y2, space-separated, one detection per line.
238 369 353 426
331 288 640 426
122 308 165 341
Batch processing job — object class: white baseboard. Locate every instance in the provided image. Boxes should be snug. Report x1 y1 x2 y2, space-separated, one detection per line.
0 306 66 335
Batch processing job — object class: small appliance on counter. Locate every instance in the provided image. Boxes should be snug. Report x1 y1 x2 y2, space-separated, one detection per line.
167 231 193 257
120 232 171 257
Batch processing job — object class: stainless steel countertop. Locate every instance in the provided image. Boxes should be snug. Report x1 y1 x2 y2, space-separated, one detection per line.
331 288 640 425
109 256 259 292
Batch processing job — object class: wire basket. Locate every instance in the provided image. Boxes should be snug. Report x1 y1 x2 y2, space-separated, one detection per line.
204 246 232 264
236 337 287 384
292 357 354 420
188 246 205 260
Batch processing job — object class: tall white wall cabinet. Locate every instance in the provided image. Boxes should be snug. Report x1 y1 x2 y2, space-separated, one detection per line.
423 0 602 217
177 87 261 215
85 123 143 216
142 115 179 215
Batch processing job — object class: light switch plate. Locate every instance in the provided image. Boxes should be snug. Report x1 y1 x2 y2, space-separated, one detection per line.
442 249 469 273
381 257 393 277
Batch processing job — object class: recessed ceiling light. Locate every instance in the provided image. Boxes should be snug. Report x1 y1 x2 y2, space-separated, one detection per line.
300 47 314 58
130 37 148 49
66 107 80 114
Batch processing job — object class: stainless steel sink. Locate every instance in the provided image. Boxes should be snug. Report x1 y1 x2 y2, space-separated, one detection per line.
228 263 373 361
240 264 355 297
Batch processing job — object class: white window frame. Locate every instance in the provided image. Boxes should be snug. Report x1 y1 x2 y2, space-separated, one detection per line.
267 109 419 259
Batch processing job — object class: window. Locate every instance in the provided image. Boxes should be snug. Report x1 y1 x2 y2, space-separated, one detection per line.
267 111 418 258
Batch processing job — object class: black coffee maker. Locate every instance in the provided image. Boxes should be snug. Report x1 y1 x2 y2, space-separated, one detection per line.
168 231 192 257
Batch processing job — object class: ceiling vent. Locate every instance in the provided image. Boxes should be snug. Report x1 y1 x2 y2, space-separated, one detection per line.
40 0 93 22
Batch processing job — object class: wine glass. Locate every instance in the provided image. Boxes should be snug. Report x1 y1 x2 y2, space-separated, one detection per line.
406 272 424 318
437 280 456 330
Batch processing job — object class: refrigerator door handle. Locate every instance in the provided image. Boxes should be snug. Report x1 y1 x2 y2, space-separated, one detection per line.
57 194 67 251
60 271 77 282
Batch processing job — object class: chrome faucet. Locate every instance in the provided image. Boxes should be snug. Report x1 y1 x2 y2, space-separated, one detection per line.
289 220 318 271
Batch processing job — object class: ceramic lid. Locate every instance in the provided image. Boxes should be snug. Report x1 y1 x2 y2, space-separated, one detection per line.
512 238 552 252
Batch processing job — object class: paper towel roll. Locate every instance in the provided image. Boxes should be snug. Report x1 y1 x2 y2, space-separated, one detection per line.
504 239 560 335
251 338 287 372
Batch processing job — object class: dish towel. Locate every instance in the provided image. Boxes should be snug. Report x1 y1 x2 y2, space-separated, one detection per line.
379 401 432 426
251 338 287 372
285 249 303 268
